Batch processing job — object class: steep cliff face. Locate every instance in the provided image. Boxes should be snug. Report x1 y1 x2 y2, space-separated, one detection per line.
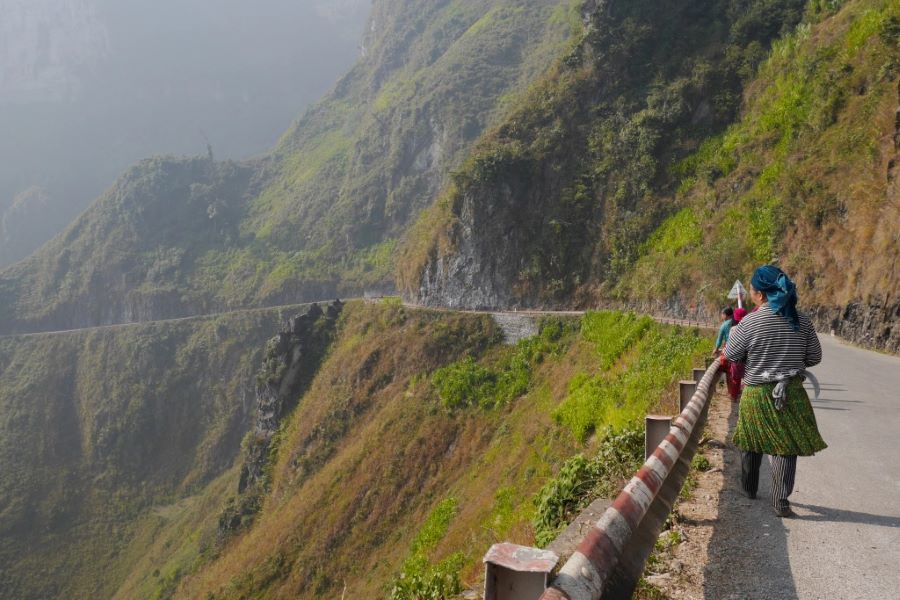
810 300 899 352
238 301 342 494
416 175 553 310
406 0 807 309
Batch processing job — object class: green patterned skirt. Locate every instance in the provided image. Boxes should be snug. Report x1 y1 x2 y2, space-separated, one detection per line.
732 379 827 456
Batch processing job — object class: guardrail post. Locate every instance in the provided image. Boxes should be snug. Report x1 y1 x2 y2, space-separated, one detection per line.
692 368 705 383
484 543 558 600
679 380 697 412
645 415 672 460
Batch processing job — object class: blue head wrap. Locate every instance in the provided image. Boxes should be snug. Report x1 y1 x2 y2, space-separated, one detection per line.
751 265 799 331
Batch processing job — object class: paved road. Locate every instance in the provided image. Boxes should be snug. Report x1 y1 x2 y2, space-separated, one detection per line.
705 334 900 599
787 335 900 599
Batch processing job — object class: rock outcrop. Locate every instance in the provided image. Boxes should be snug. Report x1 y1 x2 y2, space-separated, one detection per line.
238 301 343 494
810 300 899 354
219 301 342 538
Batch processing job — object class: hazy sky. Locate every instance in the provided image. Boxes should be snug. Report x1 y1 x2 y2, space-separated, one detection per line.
0 0 371 266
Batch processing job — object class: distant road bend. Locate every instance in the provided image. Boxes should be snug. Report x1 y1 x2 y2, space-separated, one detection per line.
0 299 716 341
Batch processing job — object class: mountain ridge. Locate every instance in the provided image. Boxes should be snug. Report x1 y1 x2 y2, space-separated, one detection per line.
0 0 577 335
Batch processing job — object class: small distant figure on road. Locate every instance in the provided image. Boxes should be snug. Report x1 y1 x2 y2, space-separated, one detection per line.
724 265 826 518
723 307 748 401
713 307 734 355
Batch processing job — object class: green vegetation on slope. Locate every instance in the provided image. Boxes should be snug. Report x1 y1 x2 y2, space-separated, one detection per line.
171 306 709 598
0 157 255 333
556 312 710 441
0 294 709 600
620 0 899 315
432 317 576 409
401 0 898 351
532 427 644 546
400 0 809 305
389 497 466 600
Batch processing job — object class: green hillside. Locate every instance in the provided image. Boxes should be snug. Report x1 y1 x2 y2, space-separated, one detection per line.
0 0 577 335
401 0 899 351
174 306 707 599
0 305 304 599
0 301 709 599
620 0 899 349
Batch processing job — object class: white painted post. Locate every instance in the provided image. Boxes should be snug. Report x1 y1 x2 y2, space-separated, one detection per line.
484 543 558 600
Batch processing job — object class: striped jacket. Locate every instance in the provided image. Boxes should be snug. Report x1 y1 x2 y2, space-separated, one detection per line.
725 305 822 385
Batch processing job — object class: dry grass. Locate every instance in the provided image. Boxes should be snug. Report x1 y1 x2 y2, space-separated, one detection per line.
175 303 575 598
167 307 709 599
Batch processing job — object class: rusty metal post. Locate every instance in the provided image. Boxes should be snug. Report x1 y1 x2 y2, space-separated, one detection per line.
484 543 558 600
679 380 697 412
692 368 705 383
645 415 672 459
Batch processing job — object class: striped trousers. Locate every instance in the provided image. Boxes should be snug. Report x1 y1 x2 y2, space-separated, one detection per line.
741 452 797 510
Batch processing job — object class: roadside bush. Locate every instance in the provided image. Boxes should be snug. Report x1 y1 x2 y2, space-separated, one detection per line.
432 319 576 410
389 498 464 600
532 427 644 547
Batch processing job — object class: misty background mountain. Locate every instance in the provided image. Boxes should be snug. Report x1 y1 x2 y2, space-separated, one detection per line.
0 0 370 267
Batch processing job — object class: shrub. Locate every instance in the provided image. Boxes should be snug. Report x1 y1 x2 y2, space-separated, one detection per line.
555 318 708 442
389 498 465 600
532 427 644 546
431 319 576 410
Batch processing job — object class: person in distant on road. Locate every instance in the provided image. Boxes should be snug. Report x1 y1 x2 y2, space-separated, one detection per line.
723 307 748 401
724 265 826 518
713 307 734 355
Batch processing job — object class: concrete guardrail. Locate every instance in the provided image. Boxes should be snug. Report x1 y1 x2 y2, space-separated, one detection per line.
539 360 722 600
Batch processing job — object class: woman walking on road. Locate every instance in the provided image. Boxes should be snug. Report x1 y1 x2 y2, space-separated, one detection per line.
724 265 827 518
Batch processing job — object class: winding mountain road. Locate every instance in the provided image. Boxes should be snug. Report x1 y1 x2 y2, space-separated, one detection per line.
0 301 713 341
706 334 900 599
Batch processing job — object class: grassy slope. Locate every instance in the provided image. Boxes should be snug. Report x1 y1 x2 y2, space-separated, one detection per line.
0 0 577 334
0 305 308 600
620 0 899 311
172 304 709 599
